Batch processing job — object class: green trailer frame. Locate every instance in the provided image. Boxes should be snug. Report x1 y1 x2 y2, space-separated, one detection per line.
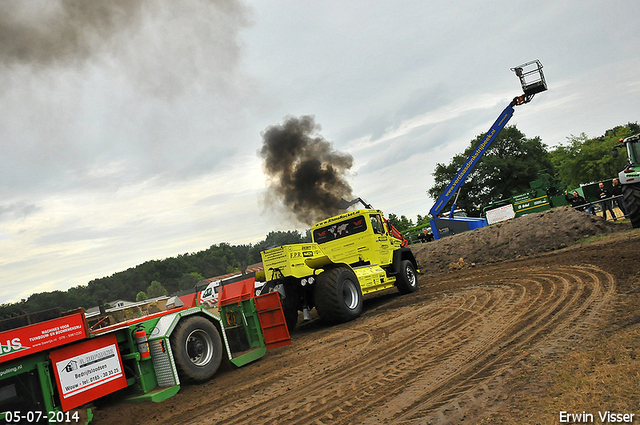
0 276 290 423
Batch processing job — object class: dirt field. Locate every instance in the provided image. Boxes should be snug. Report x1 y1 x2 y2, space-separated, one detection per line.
93 208 640 424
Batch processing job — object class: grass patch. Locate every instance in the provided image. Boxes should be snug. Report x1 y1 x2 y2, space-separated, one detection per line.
572 233 611 245
541 327 640 416
480 291 640 424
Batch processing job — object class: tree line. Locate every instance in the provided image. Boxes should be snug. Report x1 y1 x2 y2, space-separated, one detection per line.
428 122 639 216
2 121 636 317
0 230 310 317
379 121 637 236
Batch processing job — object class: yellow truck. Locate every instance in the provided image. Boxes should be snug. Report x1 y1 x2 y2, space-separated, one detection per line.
259 203 419 330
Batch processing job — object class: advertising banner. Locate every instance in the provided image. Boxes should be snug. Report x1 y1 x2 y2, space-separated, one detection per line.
486 204 516 225
0 312 88 363
50 334 127 411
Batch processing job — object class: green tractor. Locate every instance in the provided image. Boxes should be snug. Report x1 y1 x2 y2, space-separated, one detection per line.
612 134 640 228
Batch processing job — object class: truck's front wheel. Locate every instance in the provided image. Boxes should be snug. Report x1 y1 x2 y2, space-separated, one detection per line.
170 316 223 383
622 182 640 228
396 260 418 294
315 267 363 324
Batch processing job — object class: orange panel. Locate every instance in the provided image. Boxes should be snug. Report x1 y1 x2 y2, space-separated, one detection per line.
254 292 291 349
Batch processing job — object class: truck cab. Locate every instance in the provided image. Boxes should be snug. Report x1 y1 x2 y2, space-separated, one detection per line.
311 209 398 269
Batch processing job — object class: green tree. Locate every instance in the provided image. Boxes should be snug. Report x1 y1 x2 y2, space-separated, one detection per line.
549 123 639 189
177 272 205 291
428 125 554 215
248 230 311 263
416 214 431 227
385 214 414 232
146 281 168 299
399 215 414 231
387 213 401 231
136 291 148 302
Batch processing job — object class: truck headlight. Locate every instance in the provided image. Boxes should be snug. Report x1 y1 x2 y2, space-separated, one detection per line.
301 278 308 286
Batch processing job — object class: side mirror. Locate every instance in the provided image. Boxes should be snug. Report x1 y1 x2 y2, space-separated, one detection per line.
611 148 619 158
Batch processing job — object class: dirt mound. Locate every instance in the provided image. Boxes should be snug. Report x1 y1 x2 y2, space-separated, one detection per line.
411 206 629 275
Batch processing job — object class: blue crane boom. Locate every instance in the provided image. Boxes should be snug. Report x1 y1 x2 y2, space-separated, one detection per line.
429 102 515 217
429 60 548 219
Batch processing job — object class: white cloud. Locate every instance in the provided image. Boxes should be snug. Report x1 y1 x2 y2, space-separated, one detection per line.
0 0 639 304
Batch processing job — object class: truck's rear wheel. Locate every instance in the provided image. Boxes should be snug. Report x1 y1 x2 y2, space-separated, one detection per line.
396 260 418 294
170 316 223 383
315 267 363 324
622 182 640 228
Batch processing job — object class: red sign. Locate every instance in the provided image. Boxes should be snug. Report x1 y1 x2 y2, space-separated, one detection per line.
0 312 89 363
50 334 127 411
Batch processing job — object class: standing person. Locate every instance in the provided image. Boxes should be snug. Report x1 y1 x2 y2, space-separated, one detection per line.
597 182 616 221
565 190 588 212
611 178 627 217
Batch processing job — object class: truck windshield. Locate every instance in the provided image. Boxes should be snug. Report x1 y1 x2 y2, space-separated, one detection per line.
313 215 367 244
631 141 640 164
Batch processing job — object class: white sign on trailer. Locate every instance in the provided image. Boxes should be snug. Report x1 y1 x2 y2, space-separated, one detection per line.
486 204 515 225
50 333 127 411
55 343 123 399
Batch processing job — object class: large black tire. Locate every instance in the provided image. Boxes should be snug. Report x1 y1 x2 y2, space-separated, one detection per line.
314 267 363 324
396 259 418 294
622 182 640 228
280 283 300 332
170 316 223 383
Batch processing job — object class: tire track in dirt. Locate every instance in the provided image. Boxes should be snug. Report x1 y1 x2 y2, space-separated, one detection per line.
163 264 615 425
391 266 614 424
167 288 515 423
202 288 518 423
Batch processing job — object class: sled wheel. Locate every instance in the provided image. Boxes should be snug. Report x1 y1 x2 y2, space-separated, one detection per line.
622 182 640 228
315 267 363 324
396 260 418 294
170 316 223 383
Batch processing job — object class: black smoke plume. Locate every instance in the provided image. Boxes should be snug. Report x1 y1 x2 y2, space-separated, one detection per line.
0 1 249 98
259 115 354 226
0 1 143 67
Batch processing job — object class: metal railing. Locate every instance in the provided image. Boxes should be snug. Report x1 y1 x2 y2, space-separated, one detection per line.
569 194 627 221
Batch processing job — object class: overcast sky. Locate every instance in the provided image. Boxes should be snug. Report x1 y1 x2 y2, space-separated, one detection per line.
1 0 639 305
